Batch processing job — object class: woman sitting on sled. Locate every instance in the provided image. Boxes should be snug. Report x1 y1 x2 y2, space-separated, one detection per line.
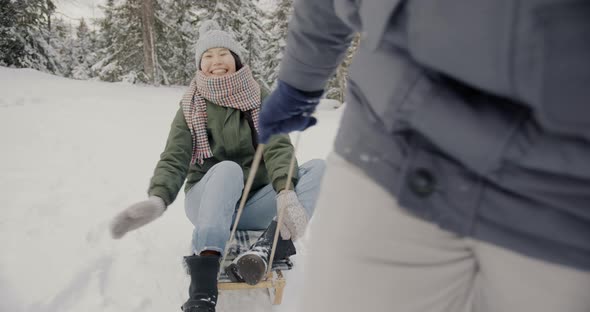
109 20 325 312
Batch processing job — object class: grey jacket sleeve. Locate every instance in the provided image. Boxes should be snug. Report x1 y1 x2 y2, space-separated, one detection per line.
278 0 355 92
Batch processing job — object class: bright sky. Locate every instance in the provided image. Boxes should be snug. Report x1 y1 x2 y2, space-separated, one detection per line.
53 0 277 23
54 0 105 22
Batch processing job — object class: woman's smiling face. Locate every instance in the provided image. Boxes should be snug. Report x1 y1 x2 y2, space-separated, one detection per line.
200 47 237 77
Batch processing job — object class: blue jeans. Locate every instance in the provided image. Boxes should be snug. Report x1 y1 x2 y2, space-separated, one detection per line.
184 159 325 254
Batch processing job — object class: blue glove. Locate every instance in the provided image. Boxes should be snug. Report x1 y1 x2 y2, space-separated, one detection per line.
258 80 324 144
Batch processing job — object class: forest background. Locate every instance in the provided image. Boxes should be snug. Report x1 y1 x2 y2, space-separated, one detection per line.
0 0 359 101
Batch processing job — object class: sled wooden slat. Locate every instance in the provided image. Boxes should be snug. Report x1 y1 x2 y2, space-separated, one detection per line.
218 270 286 305
272 270 285 305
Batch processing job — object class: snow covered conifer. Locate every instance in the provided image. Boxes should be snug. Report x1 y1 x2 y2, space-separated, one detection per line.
212 0 268 88
71 18 96 80
263 0 292 90
4 0 63 75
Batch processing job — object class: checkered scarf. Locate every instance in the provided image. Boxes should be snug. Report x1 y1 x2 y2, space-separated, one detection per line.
181 65 261 165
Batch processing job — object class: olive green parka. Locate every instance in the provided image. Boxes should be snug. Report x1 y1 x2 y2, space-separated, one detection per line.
147 93 298 206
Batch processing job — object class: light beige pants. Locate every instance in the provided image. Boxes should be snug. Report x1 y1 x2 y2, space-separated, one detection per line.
299 153 590 312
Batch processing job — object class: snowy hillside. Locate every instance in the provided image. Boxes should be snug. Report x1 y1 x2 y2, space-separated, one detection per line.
0 67 342 312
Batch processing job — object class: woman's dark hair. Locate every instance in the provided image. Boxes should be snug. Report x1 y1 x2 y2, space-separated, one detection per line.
230 51 243 71
198 50 243 71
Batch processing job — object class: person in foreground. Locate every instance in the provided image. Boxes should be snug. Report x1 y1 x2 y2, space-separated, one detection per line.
108 20 324 312
258 1 590 311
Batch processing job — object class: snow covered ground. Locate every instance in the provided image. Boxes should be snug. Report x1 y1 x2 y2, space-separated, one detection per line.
0 67 343 312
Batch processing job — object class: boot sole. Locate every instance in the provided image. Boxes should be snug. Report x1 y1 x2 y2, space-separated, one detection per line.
236 254 267 285
182 299 215 312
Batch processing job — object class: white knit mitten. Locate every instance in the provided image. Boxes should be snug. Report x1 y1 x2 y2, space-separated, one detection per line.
110 196 166 239
276 190 309 241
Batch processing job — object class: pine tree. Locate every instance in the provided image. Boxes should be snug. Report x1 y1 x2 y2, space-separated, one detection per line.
95 0 204 85
112 0 144 83
94 0 145 83
93 0 119 81
70 18 96 80
4 0 64 74
48 18 74 76
0 0 23 66
212 0 269 89
157 0 200 85
263 0 291 90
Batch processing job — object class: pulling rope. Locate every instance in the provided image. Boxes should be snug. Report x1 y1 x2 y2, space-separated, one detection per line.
267 133 300 275
218 142 266 279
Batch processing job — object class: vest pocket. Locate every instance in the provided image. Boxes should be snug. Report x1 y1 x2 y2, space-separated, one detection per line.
535 2 590 136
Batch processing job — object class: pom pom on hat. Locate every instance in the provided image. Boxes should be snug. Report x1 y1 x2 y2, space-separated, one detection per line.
199 20 221 38
194 20 244 66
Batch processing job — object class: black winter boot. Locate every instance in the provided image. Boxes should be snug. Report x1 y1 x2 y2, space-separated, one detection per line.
182 254 220 312
225 220 296 285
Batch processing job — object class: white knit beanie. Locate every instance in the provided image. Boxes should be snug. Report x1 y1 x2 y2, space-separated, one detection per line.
194 20 244 66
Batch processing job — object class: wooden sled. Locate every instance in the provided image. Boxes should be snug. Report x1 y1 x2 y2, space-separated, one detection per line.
218 269 286 305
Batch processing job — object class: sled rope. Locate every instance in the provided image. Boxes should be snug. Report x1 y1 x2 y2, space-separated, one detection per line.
267 133 300 275
219 132 301 280
219 142 265 279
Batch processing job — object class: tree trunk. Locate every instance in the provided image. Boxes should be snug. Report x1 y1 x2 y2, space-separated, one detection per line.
141 0 157 84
